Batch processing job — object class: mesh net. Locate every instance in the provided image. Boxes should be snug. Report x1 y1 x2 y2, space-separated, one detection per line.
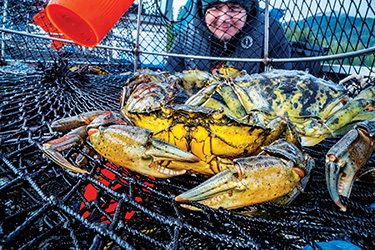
0 0 374 76
1 63 375 249
1 0 375 249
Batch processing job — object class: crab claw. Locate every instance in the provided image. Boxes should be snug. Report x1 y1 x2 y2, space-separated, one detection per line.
42 111 132 174
325 120 374 211
88 124 199 178
176 154 306 210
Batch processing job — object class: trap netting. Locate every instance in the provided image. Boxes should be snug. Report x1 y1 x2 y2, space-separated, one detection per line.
0 0 375 249
0 0 374 77
0 65 374 249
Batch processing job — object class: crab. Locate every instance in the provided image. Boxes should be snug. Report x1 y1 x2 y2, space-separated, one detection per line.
42 68 374 210
185 69 375 146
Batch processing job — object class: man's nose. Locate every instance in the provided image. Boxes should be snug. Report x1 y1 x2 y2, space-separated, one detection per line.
217 10 232 22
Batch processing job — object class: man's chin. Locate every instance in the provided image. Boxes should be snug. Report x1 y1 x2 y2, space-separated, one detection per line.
215 33 236 42
212 28 242 41
217 35 234 42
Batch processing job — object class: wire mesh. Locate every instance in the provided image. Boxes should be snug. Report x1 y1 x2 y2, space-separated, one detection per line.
0 64 375 249
1 63 375 250
1 0 375 249
0 0 373 76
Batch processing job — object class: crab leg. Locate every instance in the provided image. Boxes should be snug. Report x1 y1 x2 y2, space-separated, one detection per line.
42 126 89 174
321 99 374 136
301 99 375 146
50 111 109 132
325 120 374 211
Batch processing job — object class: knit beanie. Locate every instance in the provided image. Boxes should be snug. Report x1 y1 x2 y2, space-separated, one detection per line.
201 0 256 14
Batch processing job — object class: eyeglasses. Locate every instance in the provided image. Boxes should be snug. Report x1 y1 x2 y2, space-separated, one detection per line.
206 3 246 17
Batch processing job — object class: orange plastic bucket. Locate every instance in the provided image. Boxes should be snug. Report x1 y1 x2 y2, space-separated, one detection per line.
45 0 134 47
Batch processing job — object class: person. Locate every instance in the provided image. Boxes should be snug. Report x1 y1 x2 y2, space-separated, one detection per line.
165 0 292 73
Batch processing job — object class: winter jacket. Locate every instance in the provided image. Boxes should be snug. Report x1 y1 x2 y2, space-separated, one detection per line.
165 1 291 73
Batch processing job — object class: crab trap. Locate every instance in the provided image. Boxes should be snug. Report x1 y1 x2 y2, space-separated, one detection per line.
1 0 375 249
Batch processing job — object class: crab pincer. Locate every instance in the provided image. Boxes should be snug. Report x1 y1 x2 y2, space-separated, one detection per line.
325 119 375 211
176 139 314 210
87 124 199 178
43 111 199 178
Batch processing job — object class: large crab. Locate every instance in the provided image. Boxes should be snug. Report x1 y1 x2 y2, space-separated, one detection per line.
42 68 374 211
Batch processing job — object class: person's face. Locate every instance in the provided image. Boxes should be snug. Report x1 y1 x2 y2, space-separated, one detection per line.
205 3 247 41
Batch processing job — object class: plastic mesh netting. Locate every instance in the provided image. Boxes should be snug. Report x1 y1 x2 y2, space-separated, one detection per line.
1 64 375 249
